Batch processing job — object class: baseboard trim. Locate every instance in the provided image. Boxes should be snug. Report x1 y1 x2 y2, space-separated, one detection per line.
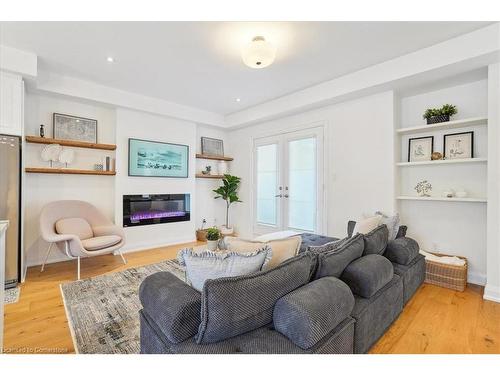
468 271 487 286
483 284 500 303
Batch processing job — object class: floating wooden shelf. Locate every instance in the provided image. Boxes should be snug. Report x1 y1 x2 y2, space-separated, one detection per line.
25 136 117 151
25 167 116 176
396 158 487 167
196 153 233 161
397 196 486 203
196 174 224 179
396 117 488 135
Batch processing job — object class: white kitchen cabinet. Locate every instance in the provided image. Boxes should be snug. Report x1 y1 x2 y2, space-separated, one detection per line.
0 72 23 136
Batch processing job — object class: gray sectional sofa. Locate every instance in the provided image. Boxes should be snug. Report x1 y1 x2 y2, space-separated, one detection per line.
139 222 425 354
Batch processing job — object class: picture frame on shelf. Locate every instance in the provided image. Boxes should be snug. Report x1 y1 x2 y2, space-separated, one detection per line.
408 136 434 162
443 131 474 160
53 113 98 143
128 138 189 178
201 137 224 156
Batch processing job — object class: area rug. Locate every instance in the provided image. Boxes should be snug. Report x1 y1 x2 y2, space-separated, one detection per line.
4 286 21 304
60 259 186 354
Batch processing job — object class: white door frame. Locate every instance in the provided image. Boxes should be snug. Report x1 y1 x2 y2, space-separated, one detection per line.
251 123 326 236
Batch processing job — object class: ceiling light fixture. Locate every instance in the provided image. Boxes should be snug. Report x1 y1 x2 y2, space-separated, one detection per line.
106 56 114 63
236 98 241 102
241 36 276 69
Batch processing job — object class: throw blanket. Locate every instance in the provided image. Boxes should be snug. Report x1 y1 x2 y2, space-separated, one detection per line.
419 250 466 266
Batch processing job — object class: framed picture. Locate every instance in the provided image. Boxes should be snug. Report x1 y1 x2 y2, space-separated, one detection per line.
53 113 98 143
201 137 224 156
444 131 474 159
128 138 189 178
408 136 434 162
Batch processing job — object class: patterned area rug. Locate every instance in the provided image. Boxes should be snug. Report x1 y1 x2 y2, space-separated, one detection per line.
4 286 21 304
60 259 186 354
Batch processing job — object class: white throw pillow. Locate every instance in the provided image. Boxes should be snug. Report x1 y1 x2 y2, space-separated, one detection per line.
352 215 382 235
375 211 400 240
177 246 272 292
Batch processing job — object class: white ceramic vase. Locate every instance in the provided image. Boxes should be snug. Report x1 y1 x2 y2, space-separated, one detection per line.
206 240 218 251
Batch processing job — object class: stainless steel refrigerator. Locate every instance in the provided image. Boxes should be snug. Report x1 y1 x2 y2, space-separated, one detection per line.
0 134 21 288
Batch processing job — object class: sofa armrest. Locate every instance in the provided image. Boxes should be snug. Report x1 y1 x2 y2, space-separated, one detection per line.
139 272 201 344
384 237 419 265
273 277 354 350
341 254 394 298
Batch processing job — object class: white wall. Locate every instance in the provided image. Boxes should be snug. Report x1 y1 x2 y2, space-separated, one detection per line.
195 124 229 229
114 108 196 252
398 79 488 284
24 92 116 266
228 91 396 239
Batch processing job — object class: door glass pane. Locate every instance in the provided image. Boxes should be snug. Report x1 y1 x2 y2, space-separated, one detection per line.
256 144 278 225
288 137 316 231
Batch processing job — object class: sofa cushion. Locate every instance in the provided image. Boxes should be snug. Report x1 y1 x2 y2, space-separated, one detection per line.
341 254 394 298
362 225 389 256
384 237 419 265
299 233 338 253
273 277 354 349
55 217 93 240
196 252 316 344
81 235 121 251
139 272 201 344
224 236 301 270
177 247 272 292
312 234 364 279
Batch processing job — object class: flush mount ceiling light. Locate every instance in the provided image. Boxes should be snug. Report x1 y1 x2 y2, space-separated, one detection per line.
241 36 276 69
106 56 114 63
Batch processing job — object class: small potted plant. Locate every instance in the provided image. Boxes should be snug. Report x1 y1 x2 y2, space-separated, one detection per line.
206 226 220 251
213 174 242 235
423 104 457 124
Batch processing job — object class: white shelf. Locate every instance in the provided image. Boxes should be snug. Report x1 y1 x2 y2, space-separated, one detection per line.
397 196 487 203
396 158 487 167
396 117 487 135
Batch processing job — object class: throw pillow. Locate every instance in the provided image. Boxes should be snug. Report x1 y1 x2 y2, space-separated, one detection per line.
312 234 365 279
55 217 93 240
362 225 389 256
224 236 302 270
352 215 382 235
375 211 400 240
177 247 272 292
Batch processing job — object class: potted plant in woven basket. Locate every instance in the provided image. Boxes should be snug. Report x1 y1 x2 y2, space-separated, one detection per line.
206 226 220 251
423 104 457 124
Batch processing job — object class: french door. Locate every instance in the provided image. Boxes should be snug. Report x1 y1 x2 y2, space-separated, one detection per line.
253 127 324 235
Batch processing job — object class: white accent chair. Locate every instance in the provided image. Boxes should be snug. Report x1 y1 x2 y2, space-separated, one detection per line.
40 200 126 280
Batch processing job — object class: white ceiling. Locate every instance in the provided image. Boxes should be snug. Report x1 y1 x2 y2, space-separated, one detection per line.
0 21 491 115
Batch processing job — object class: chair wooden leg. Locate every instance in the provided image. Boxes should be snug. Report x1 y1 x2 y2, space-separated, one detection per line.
77 256 81 280
40 243 53 272
118 250 127 265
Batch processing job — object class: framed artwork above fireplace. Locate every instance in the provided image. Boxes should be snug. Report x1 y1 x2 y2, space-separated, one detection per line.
128 138 189 178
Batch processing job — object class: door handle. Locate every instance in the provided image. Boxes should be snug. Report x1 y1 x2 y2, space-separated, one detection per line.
284 194 289 198
275 194 283 198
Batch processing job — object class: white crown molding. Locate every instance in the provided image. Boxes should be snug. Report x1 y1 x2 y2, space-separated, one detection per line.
32 70 226 127
225 23 500 128
0 45 37 77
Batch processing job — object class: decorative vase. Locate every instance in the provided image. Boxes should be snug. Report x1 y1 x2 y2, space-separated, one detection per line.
206 240 218 251
39 124 45 138
427 114 450 125
220 225 234 235
431 152 443 160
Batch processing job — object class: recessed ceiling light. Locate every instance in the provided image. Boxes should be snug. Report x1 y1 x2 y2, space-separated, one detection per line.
236 98 241 102
107 56 114 63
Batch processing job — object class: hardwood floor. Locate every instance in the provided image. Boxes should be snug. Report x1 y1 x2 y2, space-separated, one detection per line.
3 242 500 354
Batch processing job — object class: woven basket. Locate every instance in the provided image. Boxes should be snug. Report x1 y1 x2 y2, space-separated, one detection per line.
424 252 467 292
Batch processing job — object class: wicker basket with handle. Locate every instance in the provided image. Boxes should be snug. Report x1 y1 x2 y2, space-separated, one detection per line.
424 252 468 292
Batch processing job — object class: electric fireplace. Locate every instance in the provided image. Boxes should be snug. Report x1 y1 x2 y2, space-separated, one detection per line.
123 194 190 227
